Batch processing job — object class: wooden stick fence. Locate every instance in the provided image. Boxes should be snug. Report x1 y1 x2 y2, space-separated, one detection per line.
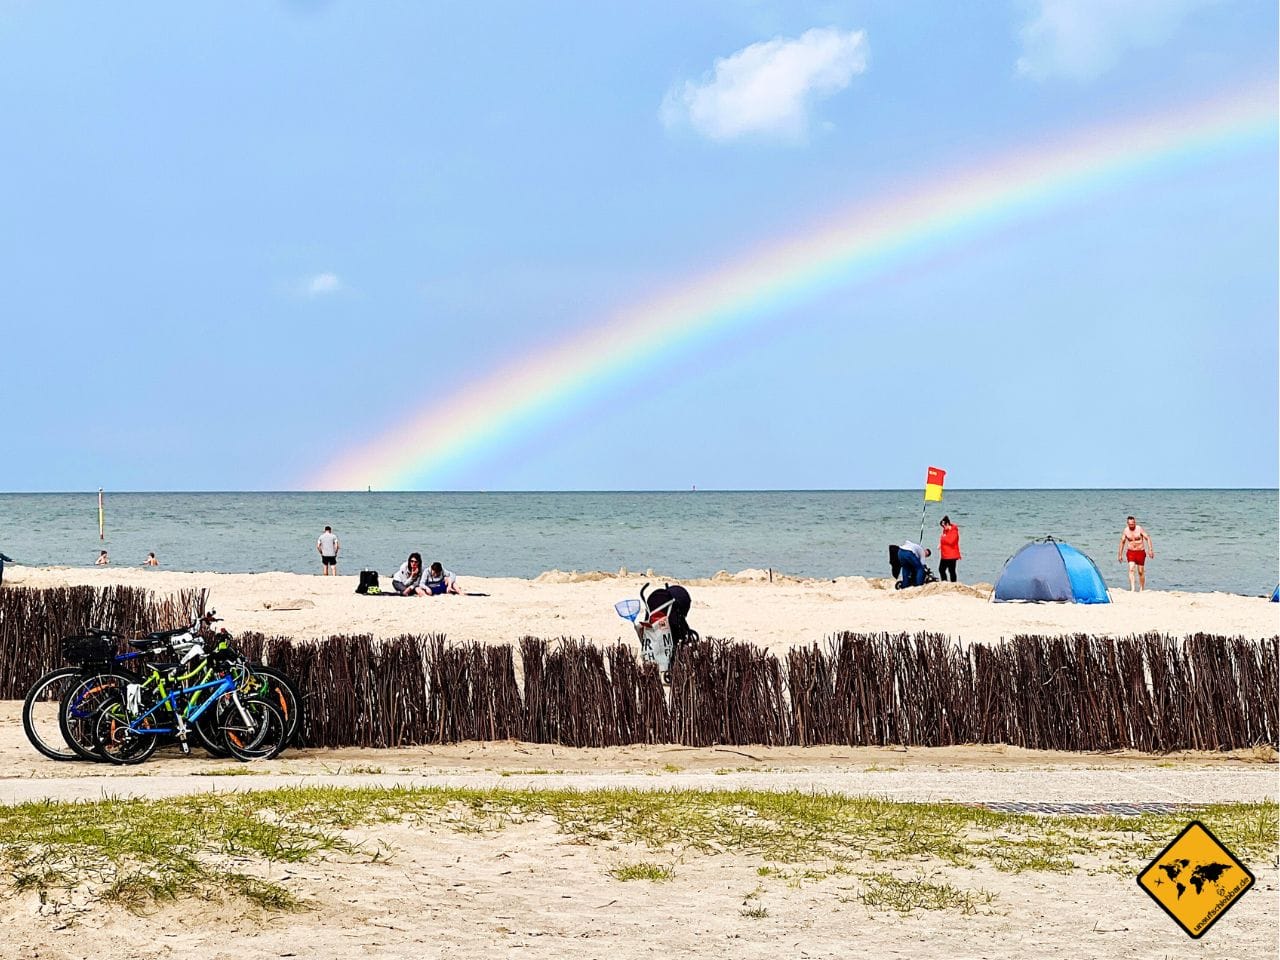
1 587 1275 751
0 585 204 700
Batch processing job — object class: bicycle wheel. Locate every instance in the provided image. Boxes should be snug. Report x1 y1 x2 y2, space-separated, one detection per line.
222 698 288 762
58 670 140 762
91 697 161 765
242 665 304 747
22 668 83 761
192 699 232 759
231 665 303 747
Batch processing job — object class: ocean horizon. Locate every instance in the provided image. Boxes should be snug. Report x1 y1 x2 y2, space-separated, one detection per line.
1 489 1275 596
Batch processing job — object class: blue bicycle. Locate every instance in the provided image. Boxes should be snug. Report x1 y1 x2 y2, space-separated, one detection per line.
90 659 288 764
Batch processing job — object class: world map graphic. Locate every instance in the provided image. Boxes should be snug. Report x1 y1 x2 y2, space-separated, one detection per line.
1156 858 1233 899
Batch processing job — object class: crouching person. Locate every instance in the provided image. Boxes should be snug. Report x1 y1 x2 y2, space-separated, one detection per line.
896 540 931 589
424 562 461 595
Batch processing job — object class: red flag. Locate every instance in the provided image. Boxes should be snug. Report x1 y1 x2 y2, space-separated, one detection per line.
924 466 946 502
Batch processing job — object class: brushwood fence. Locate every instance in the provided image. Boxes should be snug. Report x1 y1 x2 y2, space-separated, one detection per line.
0 585 205 701
1 587 1275 751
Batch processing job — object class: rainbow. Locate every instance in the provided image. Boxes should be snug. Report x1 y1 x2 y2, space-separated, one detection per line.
318 83 1276 490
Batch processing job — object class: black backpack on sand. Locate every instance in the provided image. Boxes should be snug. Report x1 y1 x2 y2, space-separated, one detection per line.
356 570 380 595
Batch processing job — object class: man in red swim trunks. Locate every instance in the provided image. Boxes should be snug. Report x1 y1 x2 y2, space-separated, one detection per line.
1117 516 1154 591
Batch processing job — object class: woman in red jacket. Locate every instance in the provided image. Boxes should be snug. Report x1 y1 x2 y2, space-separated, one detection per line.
938 515 961 582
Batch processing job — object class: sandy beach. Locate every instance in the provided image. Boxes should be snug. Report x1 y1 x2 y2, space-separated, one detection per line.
2 565 1276 958
5 564 1277 651
0 723 1275 959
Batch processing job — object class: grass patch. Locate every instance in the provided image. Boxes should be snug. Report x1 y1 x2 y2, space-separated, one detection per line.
858 871 998 915
0 786 1273 917
317 763 385 776
609 861 673 882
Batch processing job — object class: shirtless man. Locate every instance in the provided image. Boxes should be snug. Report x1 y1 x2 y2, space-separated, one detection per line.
1117 516 1154 591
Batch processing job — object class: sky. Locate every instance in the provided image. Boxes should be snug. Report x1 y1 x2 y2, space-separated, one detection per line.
0 0 1275 492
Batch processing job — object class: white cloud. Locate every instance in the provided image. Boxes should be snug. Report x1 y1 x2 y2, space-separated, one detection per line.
303 272 343 297
1016 0 1218 82
662 27 868 142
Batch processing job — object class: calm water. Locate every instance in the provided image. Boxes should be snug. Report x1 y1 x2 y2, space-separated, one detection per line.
0 490 1275 596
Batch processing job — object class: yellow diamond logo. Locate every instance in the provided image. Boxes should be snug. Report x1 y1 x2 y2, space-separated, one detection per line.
1136 820 1254 938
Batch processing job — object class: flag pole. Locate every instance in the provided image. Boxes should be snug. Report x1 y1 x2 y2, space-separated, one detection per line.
98 488 104 541
921 466 946 546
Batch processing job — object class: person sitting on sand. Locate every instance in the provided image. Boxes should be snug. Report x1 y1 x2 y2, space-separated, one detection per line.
423 562 461 595
143 552 159 567
897 540 930 589
95 550 110 566
392 552 426 596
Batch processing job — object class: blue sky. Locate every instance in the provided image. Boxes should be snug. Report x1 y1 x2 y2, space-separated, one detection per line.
0 1 1275 491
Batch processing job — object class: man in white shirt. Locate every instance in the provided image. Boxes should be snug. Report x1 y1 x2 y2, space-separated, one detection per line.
897 539 931 589
317 526 340 576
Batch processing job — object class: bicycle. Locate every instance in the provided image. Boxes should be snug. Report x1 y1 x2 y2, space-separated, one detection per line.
50 612 304 761
87 648 290 764
22 629 144 762
180 612 305 751
55 621 224 762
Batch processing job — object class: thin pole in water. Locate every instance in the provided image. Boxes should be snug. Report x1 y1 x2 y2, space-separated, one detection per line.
98 488 104 540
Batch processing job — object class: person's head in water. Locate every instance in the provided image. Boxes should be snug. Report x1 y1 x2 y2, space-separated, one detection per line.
1127 515 1137 529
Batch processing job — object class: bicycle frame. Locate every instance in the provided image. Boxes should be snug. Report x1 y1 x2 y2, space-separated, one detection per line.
65 651 209 724
122 674 245 737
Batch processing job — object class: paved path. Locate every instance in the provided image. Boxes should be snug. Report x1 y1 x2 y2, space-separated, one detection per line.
974 801 1198 815
1 766 1274 807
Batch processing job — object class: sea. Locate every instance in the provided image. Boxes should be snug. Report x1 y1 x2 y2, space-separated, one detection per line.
0 490 1275 596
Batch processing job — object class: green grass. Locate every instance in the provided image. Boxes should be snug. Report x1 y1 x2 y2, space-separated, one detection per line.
857 871 999 915
0 786 1273 916
317 763 385 776
609 861 673 881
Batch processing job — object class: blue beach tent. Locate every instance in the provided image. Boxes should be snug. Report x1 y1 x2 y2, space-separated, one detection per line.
1271 585 1278 602
993 537 1110 604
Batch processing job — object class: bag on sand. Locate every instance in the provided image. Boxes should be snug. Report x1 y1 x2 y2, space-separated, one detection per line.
356 570 380 595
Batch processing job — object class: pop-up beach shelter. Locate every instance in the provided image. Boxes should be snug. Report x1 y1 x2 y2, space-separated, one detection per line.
993 537 1110 604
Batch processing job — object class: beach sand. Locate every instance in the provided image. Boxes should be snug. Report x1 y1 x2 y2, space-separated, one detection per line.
1 565 1276 957
0 723 1275 959
6 564 1277 650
